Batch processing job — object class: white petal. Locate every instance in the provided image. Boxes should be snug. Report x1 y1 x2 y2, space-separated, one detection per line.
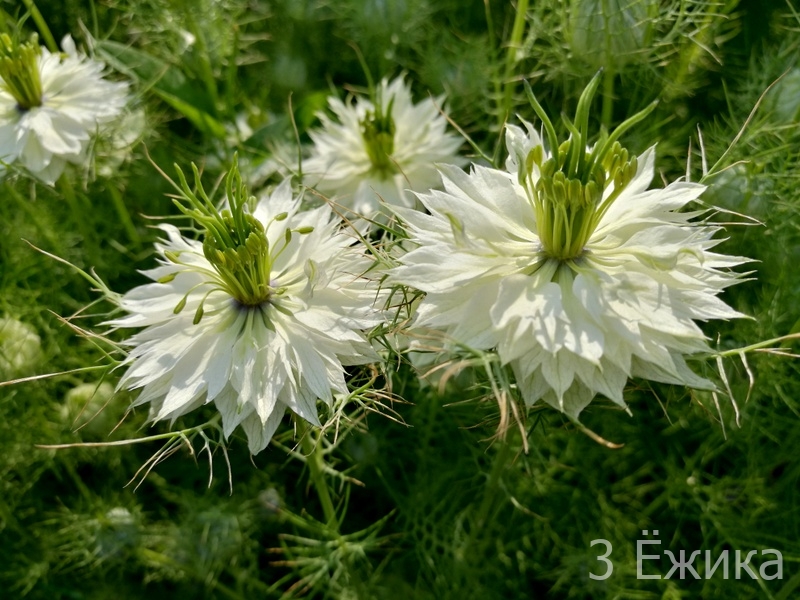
241 404 286 454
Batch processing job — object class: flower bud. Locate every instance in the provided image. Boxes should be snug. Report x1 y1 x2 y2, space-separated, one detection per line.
569 0 653 69
0 317 41 377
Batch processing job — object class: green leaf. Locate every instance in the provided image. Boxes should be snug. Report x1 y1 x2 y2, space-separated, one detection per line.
94 39 225 138
241 116 291 151
154 88 227 139
293 90 331 131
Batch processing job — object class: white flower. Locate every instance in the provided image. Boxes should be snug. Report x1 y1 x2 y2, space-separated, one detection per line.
392 83 747 418
305 76 465 218
0 34 128 184
108 167 382 453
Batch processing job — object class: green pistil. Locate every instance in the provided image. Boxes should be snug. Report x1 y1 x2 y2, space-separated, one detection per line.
202 212 272 306
361 96 396 176
0 33 43 111
172 156 310 313
522 73 657 262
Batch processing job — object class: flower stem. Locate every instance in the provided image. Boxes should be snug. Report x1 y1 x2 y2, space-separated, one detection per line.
58 176 96 252
181 4 220 117
20 0 58 53
601 65 615 129
36 416 221 449
456 429 518 586
107 183 141 246
699 333 800 359
5 184 62 254
298 418 338 530
473 431 515 533
500 0 529 132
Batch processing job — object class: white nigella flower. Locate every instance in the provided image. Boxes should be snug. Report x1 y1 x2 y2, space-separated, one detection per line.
392 78 747 418
0 33 128 184
305 75 465 218
108 161 382 453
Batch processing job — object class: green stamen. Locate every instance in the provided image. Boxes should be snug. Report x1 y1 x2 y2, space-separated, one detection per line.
173 156 278 308
521 74 657 262
361 95 396 176
0 33 43 111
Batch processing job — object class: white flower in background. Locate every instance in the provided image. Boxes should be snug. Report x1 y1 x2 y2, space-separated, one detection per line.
0 33 128 184
305 75 465 218
95 107 145 178
392 79 747 418
0 316 42 377
108 162 381 453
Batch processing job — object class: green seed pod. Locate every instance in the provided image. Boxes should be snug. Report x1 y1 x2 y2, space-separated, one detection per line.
0 317 41 377
569 0 654 69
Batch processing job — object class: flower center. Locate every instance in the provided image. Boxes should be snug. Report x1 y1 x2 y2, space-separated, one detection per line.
202 211 273 306
527 139 638 260
361 95 396 176
519 74 656 262
169 157 313 319
0 33 43 111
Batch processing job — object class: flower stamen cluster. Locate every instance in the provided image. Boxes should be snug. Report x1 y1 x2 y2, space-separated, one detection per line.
170 157 312 315
520 74 655 261
0 33 43 111
361 95 396 176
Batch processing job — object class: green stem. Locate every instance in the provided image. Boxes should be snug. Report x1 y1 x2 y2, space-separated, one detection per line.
224 27 239 124
37 416 220 449
500 0 530 132
20 0 57 53
89 0 99 39
58 176 96 251
61 459 94 503
5 184 62 253
484 0 496 46
483 0 502 138
107 183 141 246
601 65 615 129
457 429 518 586
181 3 220 117
473 432 515 532
696 333 800 359
298 419 338 530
